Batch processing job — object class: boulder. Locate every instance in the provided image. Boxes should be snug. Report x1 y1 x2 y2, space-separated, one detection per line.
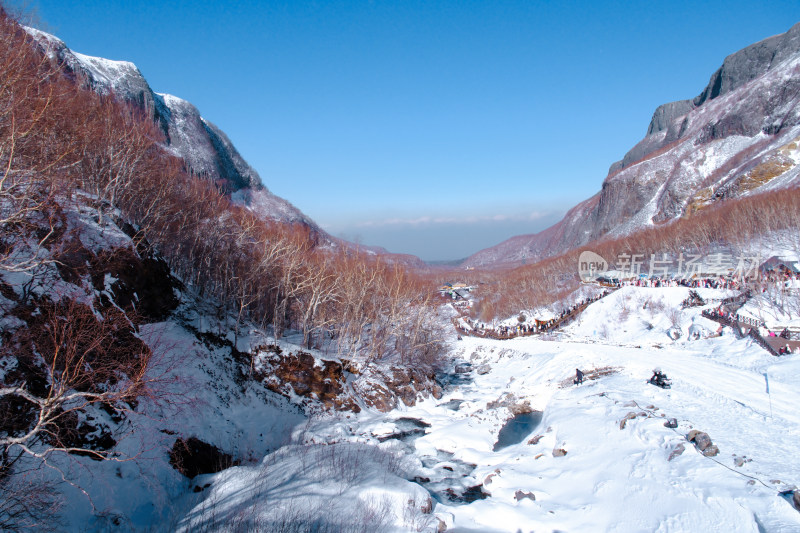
619 412 637 430
668 443 685 461
169 437 237 478
454 363 472 374
514 490 536 502
552 447 568 457
476 364 491 375
664 418 678 429
483 469 501 486
431 382 444 400
688 431 713 451
702 444 720 457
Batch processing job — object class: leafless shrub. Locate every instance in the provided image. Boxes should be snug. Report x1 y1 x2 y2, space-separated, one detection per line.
617 295 631 321
666 307 683 329
0 468 62 532
402 497 436 532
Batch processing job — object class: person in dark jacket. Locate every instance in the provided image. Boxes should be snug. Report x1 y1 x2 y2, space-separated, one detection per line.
648 368 671 388
574 368 584 385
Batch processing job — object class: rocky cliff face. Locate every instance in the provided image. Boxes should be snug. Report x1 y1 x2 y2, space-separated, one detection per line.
465 22 800 268
25 26 322 231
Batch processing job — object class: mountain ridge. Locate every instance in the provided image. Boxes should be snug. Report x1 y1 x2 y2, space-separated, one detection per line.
464 21 800 269
24 26 324 232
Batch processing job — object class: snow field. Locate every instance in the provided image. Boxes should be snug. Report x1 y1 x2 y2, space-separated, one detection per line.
273 287 800 532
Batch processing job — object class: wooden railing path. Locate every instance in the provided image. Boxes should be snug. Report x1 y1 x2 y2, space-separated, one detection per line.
454 289 616 341
701 309 781 356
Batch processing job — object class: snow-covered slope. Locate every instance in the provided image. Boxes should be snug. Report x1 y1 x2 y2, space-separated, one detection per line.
179 284 800 531
5 193 799 530
0 197 311 529
465 22 800 268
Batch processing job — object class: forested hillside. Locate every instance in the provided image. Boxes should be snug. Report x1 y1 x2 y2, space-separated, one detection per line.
0 9 446 528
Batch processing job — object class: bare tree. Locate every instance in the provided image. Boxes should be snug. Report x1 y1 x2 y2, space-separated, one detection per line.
76 98 162 225
0 299 162 466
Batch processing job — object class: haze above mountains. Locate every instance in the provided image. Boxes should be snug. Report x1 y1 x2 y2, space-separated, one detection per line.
24 5 800 265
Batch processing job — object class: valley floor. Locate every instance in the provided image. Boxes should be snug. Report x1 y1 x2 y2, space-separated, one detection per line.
183 286 800 532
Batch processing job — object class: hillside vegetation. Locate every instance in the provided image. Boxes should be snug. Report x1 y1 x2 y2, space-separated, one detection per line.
0 8 445 526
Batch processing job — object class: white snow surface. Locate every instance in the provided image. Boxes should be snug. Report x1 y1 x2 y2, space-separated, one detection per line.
5 195 800 532
180 285 800 532
71 51 141 90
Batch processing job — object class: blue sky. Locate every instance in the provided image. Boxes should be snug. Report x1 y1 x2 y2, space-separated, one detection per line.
22 1 800 260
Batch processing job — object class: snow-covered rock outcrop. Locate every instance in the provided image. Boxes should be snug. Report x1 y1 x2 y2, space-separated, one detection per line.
24 26 322 231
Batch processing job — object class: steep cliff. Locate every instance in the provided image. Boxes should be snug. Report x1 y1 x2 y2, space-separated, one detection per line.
465 22 800 268
24 26 322 231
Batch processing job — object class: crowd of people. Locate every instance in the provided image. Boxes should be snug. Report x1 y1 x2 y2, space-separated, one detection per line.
456 318 540 339
702 307 799 356
453 271 798 350
703 307 762 328
609 276 742 291
455 291 609 340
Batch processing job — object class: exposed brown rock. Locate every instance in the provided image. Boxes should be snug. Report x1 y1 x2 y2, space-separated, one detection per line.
169 437 237 478
484 469 501 485
702 444 720 457
514 490 536 502
259 349 441 413
356 381 397 412
688 430 713 451
686 430 719 456
262 350 348 407
668 443 685 461
620 412 637 429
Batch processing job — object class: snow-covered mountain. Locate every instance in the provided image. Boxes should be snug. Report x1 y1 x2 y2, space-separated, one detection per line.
464 22 800 268
24 26 322 231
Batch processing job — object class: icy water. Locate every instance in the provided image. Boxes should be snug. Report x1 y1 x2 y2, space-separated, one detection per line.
376 417 431 442
492 411 543 451
376 415 488 505
417 450 488 504
440 399 464 411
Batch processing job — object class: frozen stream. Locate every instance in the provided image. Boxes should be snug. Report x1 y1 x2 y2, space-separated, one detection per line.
183 287 800 532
